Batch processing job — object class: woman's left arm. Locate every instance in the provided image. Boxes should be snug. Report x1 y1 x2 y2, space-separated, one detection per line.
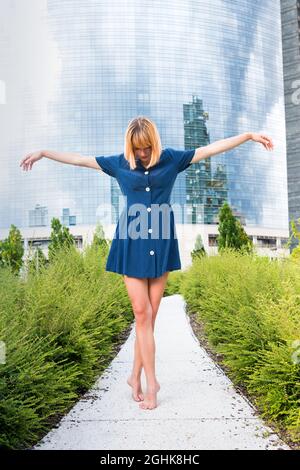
192 132 274 162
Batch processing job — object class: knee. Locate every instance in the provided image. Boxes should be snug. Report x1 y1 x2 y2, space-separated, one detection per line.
133 302 152 323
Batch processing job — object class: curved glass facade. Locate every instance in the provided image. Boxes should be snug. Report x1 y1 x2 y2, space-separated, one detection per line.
0 0 288 233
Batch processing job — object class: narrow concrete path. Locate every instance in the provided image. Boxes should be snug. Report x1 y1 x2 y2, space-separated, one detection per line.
33 294 290 450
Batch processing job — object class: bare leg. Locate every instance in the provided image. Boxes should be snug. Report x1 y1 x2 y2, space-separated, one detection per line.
123 272 169 408
138 271 169 410
123 275 157 408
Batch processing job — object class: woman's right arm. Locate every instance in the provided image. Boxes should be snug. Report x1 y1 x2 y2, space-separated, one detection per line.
19 150 102 171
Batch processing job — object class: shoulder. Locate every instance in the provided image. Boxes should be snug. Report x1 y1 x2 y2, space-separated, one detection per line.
95 152 122 177
164 147 196 173
160 147 173 162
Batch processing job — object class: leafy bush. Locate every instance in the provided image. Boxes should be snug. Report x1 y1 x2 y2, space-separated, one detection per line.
0 242 132 449
169 248 300 444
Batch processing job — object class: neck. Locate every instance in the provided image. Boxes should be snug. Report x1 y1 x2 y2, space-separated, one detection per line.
137 158 150 168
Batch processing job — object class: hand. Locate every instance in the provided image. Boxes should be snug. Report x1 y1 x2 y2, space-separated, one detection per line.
20 150 43 171
249 133 274 151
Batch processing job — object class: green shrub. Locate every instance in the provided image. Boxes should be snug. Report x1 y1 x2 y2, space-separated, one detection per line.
0 242 132 449
178 248 300 445
165 270 185 296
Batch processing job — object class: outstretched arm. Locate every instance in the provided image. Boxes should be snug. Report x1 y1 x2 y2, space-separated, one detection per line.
19 150 101 171
191 132 274 163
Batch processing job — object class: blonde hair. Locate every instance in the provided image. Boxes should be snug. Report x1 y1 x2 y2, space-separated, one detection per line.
124 116 163 170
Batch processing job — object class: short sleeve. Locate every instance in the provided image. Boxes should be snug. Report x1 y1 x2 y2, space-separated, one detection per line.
95 154 120 178
168 148 196 173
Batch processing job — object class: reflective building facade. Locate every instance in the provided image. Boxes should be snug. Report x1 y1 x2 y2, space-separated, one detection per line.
0 0 289 257
280 0 300 251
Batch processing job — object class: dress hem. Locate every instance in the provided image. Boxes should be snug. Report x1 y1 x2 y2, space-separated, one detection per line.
105 266 181 278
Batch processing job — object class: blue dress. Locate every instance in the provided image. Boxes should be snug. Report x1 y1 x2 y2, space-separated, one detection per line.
95 147 196 278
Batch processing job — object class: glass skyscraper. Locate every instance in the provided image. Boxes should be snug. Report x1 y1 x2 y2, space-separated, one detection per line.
0 0 289 258
280 0 300 251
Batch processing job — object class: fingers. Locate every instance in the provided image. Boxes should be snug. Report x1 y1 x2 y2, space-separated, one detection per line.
20 151 39 171
260 134 274 151
20 155 33 171
20 154 30 170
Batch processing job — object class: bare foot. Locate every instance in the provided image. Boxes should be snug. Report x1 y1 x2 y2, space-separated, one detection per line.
127 375 144 401
139 382 160 410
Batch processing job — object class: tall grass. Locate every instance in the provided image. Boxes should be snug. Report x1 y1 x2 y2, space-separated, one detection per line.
0 242 132 449
178 249 300 445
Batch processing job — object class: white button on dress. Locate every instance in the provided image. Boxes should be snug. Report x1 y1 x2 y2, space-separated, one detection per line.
147 207 151 212
148 228 152 233
149 250 154 255
144 171 149 175
145 186 150 191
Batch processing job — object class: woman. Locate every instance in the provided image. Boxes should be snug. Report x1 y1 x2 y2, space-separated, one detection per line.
20 116 274 411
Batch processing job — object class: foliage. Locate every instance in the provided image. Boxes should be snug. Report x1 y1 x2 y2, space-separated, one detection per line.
48 218 76 263
217 202 253 254
168 248 300 445
0 225 24 275
191 233 206 261
0 238 132 449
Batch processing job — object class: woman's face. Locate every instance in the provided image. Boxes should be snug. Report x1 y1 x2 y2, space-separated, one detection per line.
133 146 152 162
